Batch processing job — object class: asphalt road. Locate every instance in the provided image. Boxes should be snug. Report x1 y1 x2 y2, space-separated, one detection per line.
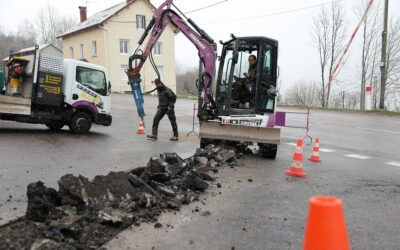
1 94 400 249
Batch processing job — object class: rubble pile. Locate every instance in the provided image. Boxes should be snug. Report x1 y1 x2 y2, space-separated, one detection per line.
0 145 242 249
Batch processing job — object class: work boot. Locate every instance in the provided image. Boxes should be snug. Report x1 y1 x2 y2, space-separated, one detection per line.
169 136 178 141
147 134 158 139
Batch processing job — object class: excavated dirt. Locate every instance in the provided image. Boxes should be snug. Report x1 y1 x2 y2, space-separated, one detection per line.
0 144 247 249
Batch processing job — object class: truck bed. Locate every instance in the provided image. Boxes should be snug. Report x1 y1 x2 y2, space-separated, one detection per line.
0 95 31 115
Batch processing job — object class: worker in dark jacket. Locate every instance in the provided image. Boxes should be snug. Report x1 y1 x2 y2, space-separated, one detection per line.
245 55 257 84
147 79 179 141
245 55 257 106
232 55 257 107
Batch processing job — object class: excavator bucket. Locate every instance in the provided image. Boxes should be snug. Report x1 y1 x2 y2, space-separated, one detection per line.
199 121 280 145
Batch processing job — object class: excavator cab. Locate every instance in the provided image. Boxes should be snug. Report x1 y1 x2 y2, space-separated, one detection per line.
200 36 280 157
215 37 278 116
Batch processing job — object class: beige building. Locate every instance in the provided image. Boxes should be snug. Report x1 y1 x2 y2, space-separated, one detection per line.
58 0 176 93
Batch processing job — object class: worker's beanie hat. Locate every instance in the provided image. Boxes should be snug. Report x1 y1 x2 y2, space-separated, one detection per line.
155 78 162 85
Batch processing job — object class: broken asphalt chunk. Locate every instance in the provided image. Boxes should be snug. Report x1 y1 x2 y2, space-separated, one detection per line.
185 173 209 191
26 181 60 222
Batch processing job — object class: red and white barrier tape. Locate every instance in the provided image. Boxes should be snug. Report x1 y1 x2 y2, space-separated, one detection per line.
326 0 374 90
308 0 375 138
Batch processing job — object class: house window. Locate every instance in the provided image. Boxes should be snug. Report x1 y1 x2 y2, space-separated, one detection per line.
80 44 84 59
155 65 164 80
120 39 129 54
121 65 128 81
136 15 145 30
69 47 74 59
92 40 97 56
154 42 162 56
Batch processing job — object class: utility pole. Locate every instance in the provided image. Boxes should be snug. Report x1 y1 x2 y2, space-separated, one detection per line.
379 0 389 109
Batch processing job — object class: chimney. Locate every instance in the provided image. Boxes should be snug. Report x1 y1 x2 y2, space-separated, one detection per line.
79 6 87 23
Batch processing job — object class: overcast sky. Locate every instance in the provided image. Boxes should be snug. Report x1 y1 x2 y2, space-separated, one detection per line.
1 0 399 94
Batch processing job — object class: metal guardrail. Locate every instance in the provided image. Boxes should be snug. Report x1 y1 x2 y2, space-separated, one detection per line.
275 108 312 143
187 102 199 136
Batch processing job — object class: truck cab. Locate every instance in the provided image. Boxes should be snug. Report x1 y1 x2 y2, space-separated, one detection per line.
0 45 112 133
63 59 112 132
200 36 280 158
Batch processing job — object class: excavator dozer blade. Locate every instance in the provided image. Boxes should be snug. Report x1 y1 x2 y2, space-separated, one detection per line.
199 121 280 144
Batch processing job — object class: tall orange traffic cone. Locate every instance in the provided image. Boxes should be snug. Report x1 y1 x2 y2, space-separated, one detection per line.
304 196 351 250
136 117 145 134
285 139 307 177
309 138 322 162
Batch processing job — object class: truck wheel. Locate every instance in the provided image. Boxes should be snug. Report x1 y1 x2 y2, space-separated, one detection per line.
45 121 64 131
69 112 92 134
258 143 278 159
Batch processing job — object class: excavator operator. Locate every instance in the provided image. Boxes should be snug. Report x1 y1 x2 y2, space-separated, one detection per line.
232 55 257 108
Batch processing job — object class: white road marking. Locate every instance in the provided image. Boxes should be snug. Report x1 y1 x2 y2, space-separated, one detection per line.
386 162 400 167
319 148 335 152
345 154 371 160
286 143 334 153
356 126 400 134
286 118 306 122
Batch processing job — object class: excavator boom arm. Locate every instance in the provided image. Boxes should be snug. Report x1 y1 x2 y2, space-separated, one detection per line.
126 0 217 120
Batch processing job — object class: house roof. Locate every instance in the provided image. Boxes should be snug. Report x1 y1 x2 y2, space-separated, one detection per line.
58 0 156 39
1 44 62 62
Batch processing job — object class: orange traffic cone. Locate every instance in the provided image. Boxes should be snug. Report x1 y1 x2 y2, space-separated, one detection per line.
285 139 307 178
309 138 322 162
304 196 351 250
136 117 145 134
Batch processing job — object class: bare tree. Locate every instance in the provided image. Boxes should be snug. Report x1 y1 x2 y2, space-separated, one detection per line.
176 68 199 95
312 8 329 107
385 17 400 106
312 3 346 107
0 4 75 60
346 90 361 109
36 4 76 49
326 3 346 107
17 22 37 47
284 80 321 106
0 24 36 61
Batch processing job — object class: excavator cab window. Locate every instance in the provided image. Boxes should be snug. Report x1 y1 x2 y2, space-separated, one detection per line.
256 42 277 113
216 37 278 115
228 39 260 111
216 49 233 107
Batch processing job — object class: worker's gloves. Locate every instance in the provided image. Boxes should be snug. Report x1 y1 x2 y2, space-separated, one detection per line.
267 86 277 98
